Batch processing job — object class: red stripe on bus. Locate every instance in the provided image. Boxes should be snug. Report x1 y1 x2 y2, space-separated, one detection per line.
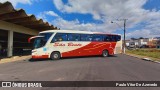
32 55 49 59
62 42 116 57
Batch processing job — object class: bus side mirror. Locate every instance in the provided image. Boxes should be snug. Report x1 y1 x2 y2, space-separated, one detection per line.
28 36 39 43
28 37 33 43
28 38 31 43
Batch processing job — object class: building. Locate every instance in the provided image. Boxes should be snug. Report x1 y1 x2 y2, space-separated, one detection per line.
148 37 160 48
139 38 149 46
125 38 149 48
0 2 58 57
126 37 160 48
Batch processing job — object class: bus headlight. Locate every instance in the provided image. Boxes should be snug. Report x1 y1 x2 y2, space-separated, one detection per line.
32 50 37 53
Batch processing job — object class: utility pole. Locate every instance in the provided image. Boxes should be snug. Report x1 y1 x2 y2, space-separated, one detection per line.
123 19 127 54
111 19 127 54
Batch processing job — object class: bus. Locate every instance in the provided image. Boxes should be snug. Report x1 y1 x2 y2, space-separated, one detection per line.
28 30 121 60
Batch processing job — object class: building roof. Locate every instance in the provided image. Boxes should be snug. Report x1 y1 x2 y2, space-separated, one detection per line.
0 1 59 31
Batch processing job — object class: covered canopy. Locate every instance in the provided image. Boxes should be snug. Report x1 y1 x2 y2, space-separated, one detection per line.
0 1 59 31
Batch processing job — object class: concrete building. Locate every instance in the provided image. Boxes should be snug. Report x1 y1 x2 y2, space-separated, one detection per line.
0 2 58 57
125 38 149 48
139 38 149 46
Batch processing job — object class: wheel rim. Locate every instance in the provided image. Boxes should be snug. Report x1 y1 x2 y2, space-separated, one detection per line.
53 54 58 59
103 51 108 56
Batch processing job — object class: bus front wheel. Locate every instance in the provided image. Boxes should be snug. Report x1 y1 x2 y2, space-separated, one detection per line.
50 52 61 60
102 50 109 57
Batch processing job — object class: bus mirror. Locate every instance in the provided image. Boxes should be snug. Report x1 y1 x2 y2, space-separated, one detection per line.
28 36 44 43
28 37 32 43
28 36 36 43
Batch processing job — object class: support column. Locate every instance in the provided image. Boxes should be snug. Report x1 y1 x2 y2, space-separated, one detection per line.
7 30 13 57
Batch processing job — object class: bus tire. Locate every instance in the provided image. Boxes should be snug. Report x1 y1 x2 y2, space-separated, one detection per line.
50 52 61 60
102 50 109 57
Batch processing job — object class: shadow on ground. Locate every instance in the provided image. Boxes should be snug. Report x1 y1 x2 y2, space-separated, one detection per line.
28 55 118 62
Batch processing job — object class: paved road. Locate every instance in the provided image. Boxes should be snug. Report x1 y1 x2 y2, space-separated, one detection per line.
0 54 160 90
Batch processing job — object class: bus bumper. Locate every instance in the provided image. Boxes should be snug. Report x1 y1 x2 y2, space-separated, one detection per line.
32 55 49 59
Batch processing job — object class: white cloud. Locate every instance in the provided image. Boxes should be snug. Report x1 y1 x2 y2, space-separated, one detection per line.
52 0 160 38
51 17 118 33
45 11 59 17
53 0 147 21
37 11 59 22
0 0 32 7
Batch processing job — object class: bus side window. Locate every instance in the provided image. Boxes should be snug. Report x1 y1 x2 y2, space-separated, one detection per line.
88 34 93 41
109 35 115 42
103 35 109 42
80 34 87 41
51 33 67 43
112 35 116 41
68 33 80 41
116 35 121 41
81 34 92 41
92 35 103 41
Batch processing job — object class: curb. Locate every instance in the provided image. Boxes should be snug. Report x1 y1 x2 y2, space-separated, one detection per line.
0 55 31 64
125 54 160 64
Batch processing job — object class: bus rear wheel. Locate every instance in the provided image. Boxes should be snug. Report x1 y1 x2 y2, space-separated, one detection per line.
50 52 61 60
102 50 109 57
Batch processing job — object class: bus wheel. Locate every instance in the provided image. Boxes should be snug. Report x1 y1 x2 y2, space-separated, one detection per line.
102 50 109 57
50 52 61 60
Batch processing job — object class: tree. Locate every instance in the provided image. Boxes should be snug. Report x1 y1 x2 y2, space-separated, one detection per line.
131 37 136 40
139 37 144 39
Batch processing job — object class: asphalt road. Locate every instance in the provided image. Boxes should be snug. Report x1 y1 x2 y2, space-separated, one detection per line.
0 54 160 90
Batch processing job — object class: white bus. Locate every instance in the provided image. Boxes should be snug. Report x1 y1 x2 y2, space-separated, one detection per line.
28 30 121 60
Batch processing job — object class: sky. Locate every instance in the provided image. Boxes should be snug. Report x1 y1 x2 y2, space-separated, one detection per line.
0 0 160 39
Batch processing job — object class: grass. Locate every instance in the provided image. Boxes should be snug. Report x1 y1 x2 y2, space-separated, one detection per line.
126 48 160 59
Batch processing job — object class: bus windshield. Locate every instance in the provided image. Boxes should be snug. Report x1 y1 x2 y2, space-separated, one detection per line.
33 37 45 49
33 33 53 49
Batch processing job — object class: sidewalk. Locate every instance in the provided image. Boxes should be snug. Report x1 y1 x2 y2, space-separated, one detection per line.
0 55 31 64
126 53 160 63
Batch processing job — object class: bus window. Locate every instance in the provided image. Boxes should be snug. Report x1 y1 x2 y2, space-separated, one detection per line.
112 35 116 41
103 35 109 42
92 35 103 41
110 35 121 42
51 33 67 43
81 34 92 41
116 35 121 41
39 33 53 41
109 35 115 42
39 33 53 43
68 33 80 41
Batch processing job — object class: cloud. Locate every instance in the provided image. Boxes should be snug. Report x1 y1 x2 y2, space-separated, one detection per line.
0 0 32 7
53 0 147 21
37 11 59 22
52 0 160 38
45 11 59 17
51 17 118 33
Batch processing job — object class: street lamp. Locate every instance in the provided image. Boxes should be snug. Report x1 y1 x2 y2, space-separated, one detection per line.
111 19 127 54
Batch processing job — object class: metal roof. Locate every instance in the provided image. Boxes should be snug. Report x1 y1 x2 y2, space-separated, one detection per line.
0 1 59 31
